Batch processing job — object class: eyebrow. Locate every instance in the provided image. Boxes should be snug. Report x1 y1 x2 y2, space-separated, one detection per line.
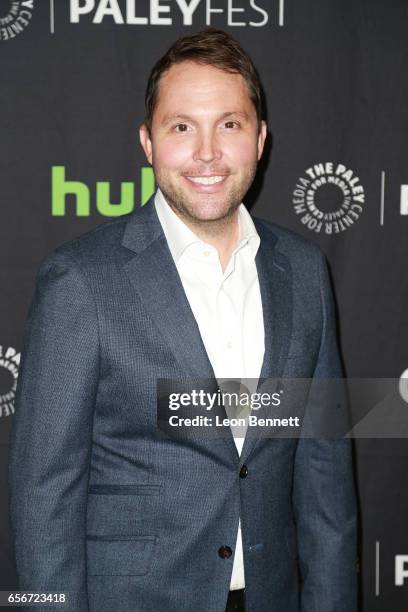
160 111 250 126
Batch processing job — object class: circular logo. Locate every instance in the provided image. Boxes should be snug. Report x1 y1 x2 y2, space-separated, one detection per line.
399 369 408 404
0 345 20 418
0 1 34 42
293 162 365 234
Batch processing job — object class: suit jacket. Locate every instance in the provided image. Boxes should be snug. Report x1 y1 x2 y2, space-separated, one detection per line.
8 196 357 612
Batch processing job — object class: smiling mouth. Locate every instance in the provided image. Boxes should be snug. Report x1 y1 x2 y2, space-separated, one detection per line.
185 175 226 185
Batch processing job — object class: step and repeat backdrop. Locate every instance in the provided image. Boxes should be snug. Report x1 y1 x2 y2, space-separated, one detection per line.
1 1 407 610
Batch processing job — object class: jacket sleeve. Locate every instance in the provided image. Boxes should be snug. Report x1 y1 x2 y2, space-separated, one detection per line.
8 250 99 612
292 251 358 612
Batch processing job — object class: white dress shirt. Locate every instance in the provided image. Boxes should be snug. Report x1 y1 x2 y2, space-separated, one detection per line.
154 188 265 590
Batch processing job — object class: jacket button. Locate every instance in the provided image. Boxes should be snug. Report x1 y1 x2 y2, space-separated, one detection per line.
218 545 233 559
239 464 248 478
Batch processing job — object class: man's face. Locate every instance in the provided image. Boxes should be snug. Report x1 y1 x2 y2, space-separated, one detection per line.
140 61 267 225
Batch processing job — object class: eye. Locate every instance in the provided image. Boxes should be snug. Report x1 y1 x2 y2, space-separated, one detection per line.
223 121 239 130
174 123 190 133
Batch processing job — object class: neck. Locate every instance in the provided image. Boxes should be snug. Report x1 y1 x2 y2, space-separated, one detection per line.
171 207 240 273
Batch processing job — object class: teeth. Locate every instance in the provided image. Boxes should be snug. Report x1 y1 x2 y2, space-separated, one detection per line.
186 175 225 185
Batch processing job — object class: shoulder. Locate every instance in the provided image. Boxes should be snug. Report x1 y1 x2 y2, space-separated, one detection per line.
37 211 136 276
253 215 324 264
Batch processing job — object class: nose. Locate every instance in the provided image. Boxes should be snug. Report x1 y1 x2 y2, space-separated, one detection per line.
193 130 221 164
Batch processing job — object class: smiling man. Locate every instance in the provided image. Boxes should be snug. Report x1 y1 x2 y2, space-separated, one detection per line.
139 55 266 271
9 29 357 612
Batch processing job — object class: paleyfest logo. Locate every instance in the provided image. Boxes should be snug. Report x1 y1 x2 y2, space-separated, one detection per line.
0 1 34 41
0 345 20 418
70 0 271 27
293 162 365 234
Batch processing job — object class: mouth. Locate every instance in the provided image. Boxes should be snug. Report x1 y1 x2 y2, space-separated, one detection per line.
183 174 228 192
185 175 226 185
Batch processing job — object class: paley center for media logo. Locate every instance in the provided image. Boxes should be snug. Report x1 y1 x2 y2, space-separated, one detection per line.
293 162 365 235
0 0 34 41
0 345 20 418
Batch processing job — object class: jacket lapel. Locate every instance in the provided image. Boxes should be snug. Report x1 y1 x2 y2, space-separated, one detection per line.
240 221 293 464
256 221 293 383
121 199 239 462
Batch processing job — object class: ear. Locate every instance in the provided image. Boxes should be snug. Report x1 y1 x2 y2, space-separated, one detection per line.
139 124 153 165
257 120 267 160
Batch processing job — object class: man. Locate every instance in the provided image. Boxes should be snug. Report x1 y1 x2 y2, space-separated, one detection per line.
9 29 357 612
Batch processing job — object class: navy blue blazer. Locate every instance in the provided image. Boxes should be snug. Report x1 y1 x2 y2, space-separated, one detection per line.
8 197 357 611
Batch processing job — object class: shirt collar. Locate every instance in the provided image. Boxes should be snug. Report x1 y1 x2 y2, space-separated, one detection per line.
154 188 260 262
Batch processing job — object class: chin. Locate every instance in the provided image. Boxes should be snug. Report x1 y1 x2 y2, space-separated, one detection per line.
188 206 235 223
159 183 240 223
189 197 238 218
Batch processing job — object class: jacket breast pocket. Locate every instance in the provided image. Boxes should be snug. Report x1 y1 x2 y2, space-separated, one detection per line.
87 535 157 576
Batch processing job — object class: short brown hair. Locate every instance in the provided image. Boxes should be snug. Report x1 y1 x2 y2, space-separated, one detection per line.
144 28 263 133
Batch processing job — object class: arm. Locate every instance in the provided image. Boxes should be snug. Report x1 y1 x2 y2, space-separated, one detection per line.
293 251 358 612
8 250 99 612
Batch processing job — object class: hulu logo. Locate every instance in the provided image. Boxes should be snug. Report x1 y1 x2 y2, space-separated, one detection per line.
52 166 155 216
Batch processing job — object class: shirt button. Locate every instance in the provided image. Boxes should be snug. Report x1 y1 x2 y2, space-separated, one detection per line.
203 250 211 257
226 341 233 349
239 465 248 479
218 545 233 559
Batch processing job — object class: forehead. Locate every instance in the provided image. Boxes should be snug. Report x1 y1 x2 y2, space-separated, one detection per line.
154 61 254 118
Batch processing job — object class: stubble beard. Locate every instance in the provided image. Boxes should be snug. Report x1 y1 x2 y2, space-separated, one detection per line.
154 162 258 236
